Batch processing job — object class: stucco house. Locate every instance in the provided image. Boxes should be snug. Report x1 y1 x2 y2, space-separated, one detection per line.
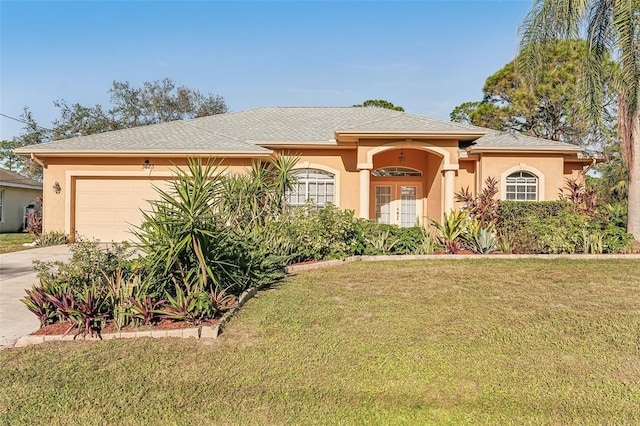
15 107 594 242
0 167 43 233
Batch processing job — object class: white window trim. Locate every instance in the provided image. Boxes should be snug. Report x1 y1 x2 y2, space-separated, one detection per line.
291 162 340 207
500 164 545 201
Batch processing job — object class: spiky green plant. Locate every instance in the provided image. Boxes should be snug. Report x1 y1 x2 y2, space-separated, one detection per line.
430 210 469 254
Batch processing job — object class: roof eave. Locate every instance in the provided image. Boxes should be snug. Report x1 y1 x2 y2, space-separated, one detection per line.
0 182 43 190
14 149 273 158
335 130 486 141
467 146 583 154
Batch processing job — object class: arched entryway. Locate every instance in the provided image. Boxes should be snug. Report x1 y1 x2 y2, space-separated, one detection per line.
367 148 443 226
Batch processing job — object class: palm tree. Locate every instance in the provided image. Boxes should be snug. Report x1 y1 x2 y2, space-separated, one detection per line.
519 0 640 241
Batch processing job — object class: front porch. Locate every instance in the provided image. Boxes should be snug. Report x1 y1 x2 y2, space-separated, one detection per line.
355 142 461 226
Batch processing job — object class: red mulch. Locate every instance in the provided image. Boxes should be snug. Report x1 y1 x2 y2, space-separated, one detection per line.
32 318 220 336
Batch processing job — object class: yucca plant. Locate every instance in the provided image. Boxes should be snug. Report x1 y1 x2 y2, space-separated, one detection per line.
134 158 233 292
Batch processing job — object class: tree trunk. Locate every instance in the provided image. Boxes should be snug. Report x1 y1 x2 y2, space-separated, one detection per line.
627 114 640 242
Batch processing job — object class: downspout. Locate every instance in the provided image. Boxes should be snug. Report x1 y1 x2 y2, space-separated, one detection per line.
30 153 46 168
581 157 597 176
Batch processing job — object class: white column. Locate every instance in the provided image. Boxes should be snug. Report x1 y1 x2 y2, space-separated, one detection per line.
359 168 371 219
443 169 456 214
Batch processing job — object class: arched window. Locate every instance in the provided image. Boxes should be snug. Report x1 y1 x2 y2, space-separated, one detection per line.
505 171 538 201
287 169 335 208
372 167 422 177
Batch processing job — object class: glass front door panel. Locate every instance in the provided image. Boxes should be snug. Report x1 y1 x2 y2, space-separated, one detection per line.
375 186 392 224
400 186 417 227
373 183 421 227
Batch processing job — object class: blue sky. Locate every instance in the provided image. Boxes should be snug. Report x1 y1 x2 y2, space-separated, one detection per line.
0 0 532 140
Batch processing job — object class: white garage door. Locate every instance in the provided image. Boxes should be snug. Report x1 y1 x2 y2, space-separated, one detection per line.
74 178 171 242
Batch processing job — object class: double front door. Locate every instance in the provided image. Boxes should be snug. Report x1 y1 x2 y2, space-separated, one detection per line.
373 183 422 227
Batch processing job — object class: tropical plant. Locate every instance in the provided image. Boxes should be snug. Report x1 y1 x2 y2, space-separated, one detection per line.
128 294 166 326
559 177 598 215
159 283 214 326
21 283 58 327
464 219 498 254
430 210 469 254
135 158 232 292
519 0 640 241
364 228 398 255
455 176 500 227
66 284 110 338
25 196 43 237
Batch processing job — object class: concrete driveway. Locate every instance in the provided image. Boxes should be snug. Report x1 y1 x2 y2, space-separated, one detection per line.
0 245 72 348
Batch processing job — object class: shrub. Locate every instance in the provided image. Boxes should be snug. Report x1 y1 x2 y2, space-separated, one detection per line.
36 231 69 246
455 177 500 227
497 200 632 254
280 203 363 261
359 221 436 255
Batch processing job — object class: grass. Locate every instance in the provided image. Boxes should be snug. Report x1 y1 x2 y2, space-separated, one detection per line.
0 232 34 254
1 259 640 424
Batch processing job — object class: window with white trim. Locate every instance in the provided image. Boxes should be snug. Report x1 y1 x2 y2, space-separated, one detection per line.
505 171 538 201
287 169 335 208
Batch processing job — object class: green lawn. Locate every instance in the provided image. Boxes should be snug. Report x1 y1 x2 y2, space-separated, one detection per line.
1 259 640 424
0 232 34 254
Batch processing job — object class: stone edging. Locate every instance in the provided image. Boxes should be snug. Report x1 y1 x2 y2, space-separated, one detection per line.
13 288 258 348
284 253 640 273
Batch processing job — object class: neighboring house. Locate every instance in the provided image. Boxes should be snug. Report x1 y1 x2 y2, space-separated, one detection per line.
15 107 594 242
0 167 42 233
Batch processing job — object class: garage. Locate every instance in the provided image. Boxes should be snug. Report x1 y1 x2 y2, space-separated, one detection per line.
74 177 170 242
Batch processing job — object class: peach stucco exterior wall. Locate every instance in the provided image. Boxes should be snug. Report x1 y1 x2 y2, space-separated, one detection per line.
40 156 256 234
289 149 360 213
478 154 586 201
37 144 589 237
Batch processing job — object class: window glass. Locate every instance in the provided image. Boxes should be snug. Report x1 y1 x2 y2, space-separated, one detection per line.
505 172 537 201
287 169 335 209
372 167 422 177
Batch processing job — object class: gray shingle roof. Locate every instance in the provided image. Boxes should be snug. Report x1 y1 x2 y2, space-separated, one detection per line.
188 107 483 142
471 130 581 150
0 167 42 189
17 120 270 153
15 107 583 154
